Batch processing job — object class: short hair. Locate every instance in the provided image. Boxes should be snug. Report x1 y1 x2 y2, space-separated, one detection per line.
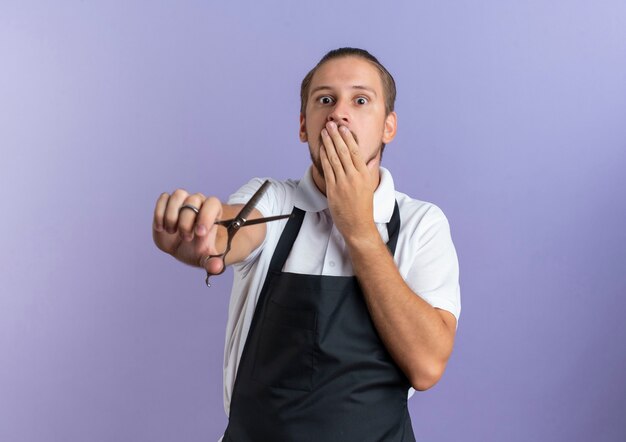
300 47 397 117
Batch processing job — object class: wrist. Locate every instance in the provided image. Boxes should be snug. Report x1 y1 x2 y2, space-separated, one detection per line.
343 224 384 253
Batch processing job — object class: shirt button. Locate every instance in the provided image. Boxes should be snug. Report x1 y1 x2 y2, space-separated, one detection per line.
329 261 336 267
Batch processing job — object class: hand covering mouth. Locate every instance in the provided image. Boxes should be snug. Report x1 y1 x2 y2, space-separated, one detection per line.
317 128 359 147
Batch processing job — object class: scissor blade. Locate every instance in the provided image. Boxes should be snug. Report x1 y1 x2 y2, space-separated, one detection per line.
215 213 291 227
236 180 271 222
237 214 292 226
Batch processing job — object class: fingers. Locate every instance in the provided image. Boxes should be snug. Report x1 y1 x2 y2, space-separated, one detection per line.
153 190 226 270
194 196 222 240
154 189 192 235
338 125 368 173
320 143 335 186
323 122 367 175
153 190 223 244
322 123 349 177
177 193 210 241
161 191 203 239
153 192 170 232
199 225 225 275
204 257 224 275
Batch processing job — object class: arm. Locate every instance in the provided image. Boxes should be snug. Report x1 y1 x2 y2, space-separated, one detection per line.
319 122 457 390
345 227 456 391
152 190 267 276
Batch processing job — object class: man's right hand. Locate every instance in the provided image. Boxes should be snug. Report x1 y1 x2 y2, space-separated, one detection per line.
152 189 266 278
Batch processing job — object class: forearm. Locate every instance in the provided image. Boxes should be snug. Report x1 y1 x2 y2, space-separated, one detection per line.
345 226 455 391
210 204 267 267
315 121 456 389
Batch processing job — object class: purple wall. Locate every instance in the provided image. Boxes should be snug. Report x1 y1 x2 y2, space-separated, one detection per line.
1 1 625 441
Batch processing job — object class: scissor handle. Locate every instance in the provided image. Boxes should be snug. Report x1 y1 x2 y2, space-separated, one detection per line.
201 179 289 288
202 252 227 287
203 214 292 287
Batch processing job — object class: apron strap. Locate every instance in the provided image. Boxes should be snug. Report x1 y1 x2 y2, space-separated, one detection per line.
386 200 401 256
269 201 401 273
268 207 305 272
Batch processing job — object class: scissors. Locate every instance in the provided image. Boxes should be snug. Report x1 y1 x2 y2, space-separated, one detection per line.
201 180 292 287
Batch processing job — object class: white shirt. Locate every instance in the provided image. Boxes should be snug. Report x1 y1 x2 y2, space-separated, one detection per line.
223 166 461 417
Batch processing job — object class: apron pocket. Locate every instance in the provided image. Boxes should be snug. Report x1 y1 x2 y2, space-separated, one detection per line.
252 299 317 391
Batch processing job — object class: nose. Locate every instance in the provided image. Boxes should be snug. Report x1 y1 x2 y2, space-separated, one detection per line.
327 99 350 125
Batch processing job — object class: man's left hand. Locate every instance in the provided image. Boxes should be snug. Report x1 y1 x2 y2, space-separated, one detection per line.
319 121 378 244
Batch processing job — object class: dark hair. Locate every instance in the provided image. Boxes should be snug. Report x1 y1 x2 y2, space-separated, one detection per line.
300 47 397 116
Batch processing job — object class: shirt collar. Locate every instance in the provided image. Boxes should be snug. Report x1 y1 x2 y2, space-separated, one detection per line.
294 166 396 223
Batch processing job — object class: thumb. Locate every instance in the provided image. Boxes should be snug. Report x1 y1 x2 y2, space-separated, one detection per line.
202 256 225 275
199 224 226 275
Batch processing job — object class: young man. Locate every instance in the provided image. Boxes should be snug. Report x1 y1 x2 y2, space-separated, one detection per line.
153 48 460 442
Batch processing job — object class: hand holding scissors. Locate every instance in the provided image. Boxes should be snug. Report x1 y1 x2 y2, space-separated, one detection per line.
198 180 291 287
153 180 291 287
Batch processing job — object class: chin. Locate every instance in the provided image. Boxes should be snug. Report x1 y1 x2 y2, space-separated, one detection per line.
309 150 324 178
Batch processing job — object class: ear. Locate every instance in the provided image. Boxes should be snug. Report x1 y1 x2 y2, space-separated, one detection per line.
299 114 308 142
382 111 397 144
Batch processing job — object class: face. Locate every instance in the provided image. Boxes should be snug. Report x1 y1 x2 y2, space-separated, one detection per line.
299 56 397 185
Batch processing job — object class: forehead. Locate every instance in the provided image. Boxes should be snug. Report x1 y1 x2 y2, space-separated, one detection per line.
309 56 383 94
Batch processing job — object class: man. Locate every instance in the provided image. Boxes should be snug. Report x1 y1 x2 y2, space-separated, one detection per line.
153 48 460 442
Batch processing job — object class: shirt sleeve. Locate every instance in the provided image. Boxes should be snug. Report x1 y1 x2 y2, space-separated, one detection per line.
404 204 461 326
226 177 290 267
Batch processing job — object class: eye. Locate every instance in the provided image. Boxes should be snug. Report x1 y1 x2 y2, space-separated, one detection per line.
355 97 369 105
318 96 334 105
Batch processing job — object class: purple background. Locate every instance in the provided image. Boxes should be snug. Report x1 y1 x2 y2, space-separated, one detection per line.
1 1 625 441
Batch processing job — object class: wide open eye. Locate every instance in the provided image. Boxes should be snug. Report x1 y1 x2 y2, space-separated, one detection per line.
318 96 334 105
355 97 369 105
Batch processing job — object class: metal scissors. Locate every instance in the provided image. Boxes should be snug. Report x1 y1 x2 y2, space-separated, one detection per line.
201 180 292 287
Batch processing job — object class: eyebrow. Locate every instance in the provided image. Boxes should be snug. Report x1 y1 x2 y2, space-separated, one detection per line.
310 85 378 97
